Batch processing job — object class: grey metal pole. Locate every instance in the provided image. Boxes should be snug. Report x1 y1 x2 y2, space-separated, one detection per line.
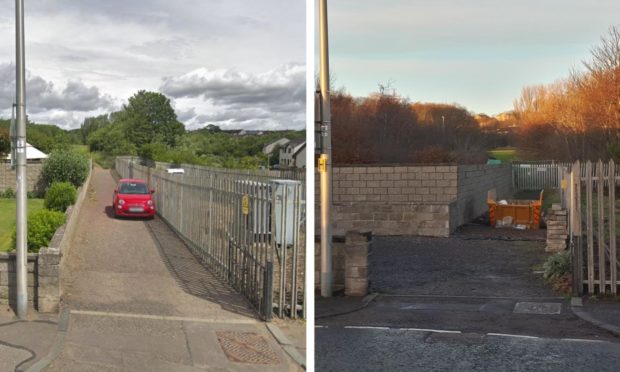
15 0 28 319
319 0 333 297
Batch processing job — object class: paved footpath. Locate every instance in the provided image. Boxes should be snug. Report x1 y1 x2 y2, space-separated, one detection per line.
1 166 302 372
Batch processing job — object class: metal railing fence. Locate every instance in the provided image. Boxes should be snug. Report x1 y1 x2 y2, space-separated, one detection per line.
115 157 305 320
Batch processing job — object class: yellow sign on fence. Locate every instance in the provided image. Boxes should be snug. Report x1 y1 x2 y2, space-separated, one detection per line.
242 195 250 215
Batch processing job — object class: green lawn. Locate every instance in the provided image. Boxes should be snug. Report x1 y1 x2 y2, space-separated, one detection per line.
488 147 517 163
0 199 45 252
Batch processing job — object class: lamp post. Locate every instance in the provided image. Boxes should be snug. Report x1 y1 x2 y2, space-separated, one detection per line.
318 0 333 297
14 0 28 319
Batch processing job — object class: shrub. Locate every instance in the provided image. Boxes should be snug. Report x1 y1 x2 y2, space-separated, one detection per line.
12 209 65 252
1 188 15 198
41 149 90 188
543 250 571 280
44 182 77 212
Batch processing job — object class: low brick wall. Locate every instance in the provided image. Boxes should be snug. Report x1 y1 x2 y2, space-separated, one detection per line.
0 160 92 312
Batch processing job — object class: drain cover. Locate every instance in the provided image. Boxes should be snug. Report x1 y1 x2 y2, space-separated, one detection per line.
216 331 280 364
513 302 562 315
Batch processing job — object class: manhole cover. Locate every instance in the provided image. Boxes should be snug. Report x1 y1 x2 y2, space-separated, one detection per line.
513 302 562 315
216 331 280 364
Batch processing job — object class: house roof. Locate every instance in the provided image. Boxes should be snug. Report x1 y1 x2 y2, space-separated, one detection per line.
5 143 48 160
263 138 290 154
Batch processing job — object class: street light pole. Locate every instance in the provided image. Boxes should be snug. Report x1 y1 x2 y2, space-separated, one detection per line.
15 0 28 319
318 0 333 297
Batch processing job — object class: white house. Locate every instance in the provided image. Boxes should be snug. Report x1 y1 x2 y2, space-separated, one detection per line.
279 140 306 169
4 143 48 162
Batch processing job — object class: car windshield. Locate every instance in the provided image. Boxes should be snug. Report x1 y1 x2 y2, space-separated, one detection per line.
119 182 149 195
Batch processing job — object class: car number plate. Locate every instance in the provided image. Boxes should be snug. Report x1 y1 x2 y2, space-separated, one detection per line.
129 207 144 213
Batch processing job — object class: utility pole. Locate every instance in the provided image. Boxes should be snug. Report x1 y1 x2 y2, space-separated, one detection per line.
318 0 332 297
15 0 28 319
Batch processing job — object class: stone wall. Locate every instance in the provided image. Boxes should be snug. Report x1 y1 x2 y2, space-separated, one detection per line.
318 163 512 237
0 161 45 193
546 205 568 252
0 253 37 307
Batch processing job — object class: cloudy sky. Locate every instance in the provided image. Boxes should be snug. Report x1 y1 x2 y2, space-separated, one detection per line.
325 0 620 115
0 0 305 130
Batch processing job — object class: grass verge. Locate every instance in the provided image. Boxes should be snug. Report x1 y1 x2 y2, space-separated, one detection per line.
0 199 45 252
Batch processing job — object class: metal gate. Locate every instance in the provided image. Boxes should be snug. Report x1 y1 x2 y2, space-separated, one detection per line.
115 157 305 320
512 161 571 190
565 160 620 295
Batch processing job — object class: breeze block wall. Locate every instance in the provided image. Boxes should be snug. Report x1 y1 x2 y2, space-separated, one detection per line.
317 163 512 237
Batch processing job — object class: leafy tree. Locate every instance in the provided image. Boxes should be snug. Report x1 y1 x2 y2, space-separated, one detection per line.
120 90 185 148
0 127 10 157
81 114 111 143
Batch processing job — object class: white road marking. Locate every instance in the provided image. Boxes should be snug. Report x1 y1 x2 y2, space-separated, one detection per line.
341 325 461 334
397 328 461 334
487 333 539 339
561 338 605 343
71 309 258 324
344 326 390 330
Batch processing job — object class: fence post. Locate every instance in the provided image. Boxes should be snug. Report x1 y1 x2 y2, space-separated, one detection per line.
571 161 583 296
263 261 273 321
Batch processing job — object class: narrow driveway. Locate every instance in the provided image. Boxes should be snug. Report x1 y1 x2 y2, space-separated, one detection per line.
47 166 298 371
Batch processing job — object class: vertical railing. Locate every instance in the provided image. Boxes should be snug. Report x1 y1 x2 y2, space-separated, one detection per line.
114 157 306 320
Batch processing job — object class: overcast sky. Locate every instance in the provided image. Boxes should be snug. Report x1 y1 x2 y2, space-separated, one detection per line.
0 0 305 130
325 0 620 115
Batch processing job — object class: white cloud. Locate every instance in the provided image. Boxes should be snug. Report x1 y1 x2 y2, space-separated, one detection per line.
0 0 304 129
162 64 305 130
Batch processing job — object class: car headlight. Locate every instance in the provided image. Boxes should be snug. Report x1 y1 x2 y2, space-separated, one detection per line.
147 200 153 206
118 199 125 205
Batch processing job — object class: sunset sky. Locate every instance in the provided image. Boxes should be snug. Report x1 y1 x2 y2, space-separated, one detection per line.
325 0 620 115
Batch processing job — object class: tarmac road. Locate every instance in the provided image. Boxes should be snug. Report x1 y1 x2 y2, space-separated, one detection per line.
45 166 299 371
316 235 620 371
316 326 620 372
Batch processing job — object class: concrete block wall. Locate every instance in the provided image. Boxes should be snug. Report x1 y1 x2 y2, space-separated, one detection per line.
332 165 458 204
332 203 450 237
315 232 371 296
452 164 512 228
0 161 45 193
316 163 512 237
344 231 371 296
315 237 346 292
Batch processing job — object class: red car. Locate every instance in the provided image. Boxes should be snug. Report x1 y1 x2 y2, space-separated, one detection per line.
112 179 156 218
